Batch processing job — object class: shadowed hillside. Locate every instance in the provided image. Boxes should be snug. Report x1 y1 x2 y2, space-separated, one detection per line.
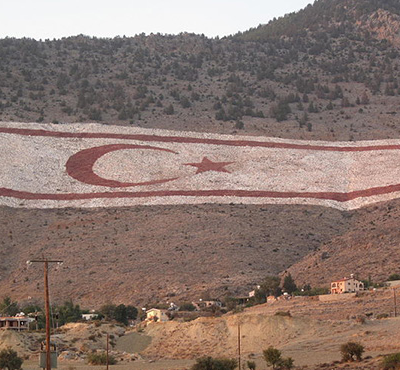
0 204 347 306
2 199 400 307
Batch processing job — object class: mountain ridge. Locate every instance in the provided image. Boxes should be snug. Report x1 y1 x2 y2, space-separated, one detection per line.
2 0 400 141
236 0 400 41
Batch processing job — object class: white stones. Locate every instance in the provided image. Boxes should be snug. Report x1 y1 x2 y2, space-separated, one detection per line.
1 121 400 210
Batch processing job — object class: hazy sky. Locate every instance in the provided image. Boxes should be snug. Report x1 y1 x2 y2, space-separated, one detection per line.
1 0 314 40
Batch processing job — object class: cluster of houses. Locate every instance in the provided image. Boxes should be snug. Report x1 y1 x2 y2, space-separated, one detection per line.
145 299 224 323
143 275 366 324
140 275 367 325
0 275 371 329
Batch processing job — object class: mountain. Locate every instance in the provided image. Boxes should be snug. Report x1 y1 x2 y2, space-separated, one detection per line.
237 0 400 41
2 0 400 307
1 0 400 142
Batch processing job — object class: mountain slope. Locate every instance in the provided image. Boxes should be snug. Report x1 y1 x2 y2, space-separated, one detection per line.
287 197 400 287
1 0 400 141
2 0 400 307
0 204 347 307
2 198 400 306
237 0 400 41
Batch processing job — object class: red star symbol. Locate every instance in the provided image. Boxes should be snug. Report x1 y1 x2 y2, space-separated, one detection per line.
184 157 234 174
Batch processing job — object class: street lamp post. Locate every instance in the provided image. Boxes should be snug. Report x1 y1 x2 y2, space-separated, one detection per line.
27 257 63 370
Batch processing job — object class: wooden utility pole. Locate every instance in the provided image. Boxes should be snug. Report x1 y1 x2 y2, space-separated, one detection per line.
28 257 63 370
238 322 241 370
394 288 397 318
44 259 50 370
106 333 109 370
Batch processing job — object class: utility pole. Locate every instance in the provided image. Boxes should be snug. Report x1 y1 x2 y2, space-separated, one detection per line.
106 333 109 370
238 322 241 370
28 257 63 370
394 288 397 318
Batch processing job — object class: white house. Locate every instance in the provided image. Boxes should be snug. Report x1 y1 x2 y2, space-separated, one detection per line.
331 274 364 294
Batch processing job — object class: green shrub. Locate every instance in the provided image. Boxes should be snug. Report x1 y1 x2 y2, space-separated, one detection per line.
87 352 116 365
294 287 330 296
388 274 400 281
280 357 294 369
263 347 282 369
377 313 389 319
381 352 400 369
263 346 294 370
340 342 364 362
191 356 237 370
282 274 297 294
274 311 291 317
180 302 196 311
247 360 256 369
0 347 23 370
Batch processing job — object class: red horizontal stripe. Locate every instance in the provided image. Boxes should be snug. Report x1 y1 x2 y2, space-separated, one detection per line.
1 183 400 203
1 126 400 152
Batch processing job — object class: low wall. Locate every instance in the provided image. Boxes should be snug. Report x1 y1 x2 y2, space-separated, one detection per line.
385 280 400 287
318 293 357 302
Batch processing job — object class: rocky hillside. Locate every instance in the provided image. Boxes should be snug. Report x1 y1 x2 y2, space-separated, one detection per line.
2 197 400 307
238 0 400 41
142 288 400 367
287 197 400 287
0 203 347 307
1 0 400 141
2 0 400 307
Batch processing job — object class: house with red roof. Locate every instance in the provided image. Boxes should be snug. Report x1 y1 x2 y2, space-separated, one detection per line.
331 274 364 294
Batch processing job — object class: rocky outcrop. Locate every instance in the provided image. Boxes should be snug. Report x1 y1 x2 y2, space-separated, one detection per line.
358 9 400 46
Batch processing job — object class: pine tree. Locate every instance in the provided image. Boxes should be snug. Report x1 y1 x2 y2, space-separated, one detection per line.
283 274 297 294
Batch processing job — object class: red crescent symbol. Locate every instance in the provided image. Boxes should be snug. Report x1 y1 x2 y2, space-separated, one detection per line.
66 144 178 187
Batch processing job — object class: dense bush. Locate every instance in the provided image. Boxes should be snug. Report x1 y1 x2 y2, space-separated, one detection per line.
191 356 237 370
57 300 83 325
340 342 364 362
263 347 282 369
282 274 297 294
0 348 23 370
0 297 19 317
180 302 196 311
381 352 400 370
293 286 330 296
263 346 294 370
87 352 116 365
274 311 291 317
377 313 389 319
388 274 400 281
99 303 138 325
